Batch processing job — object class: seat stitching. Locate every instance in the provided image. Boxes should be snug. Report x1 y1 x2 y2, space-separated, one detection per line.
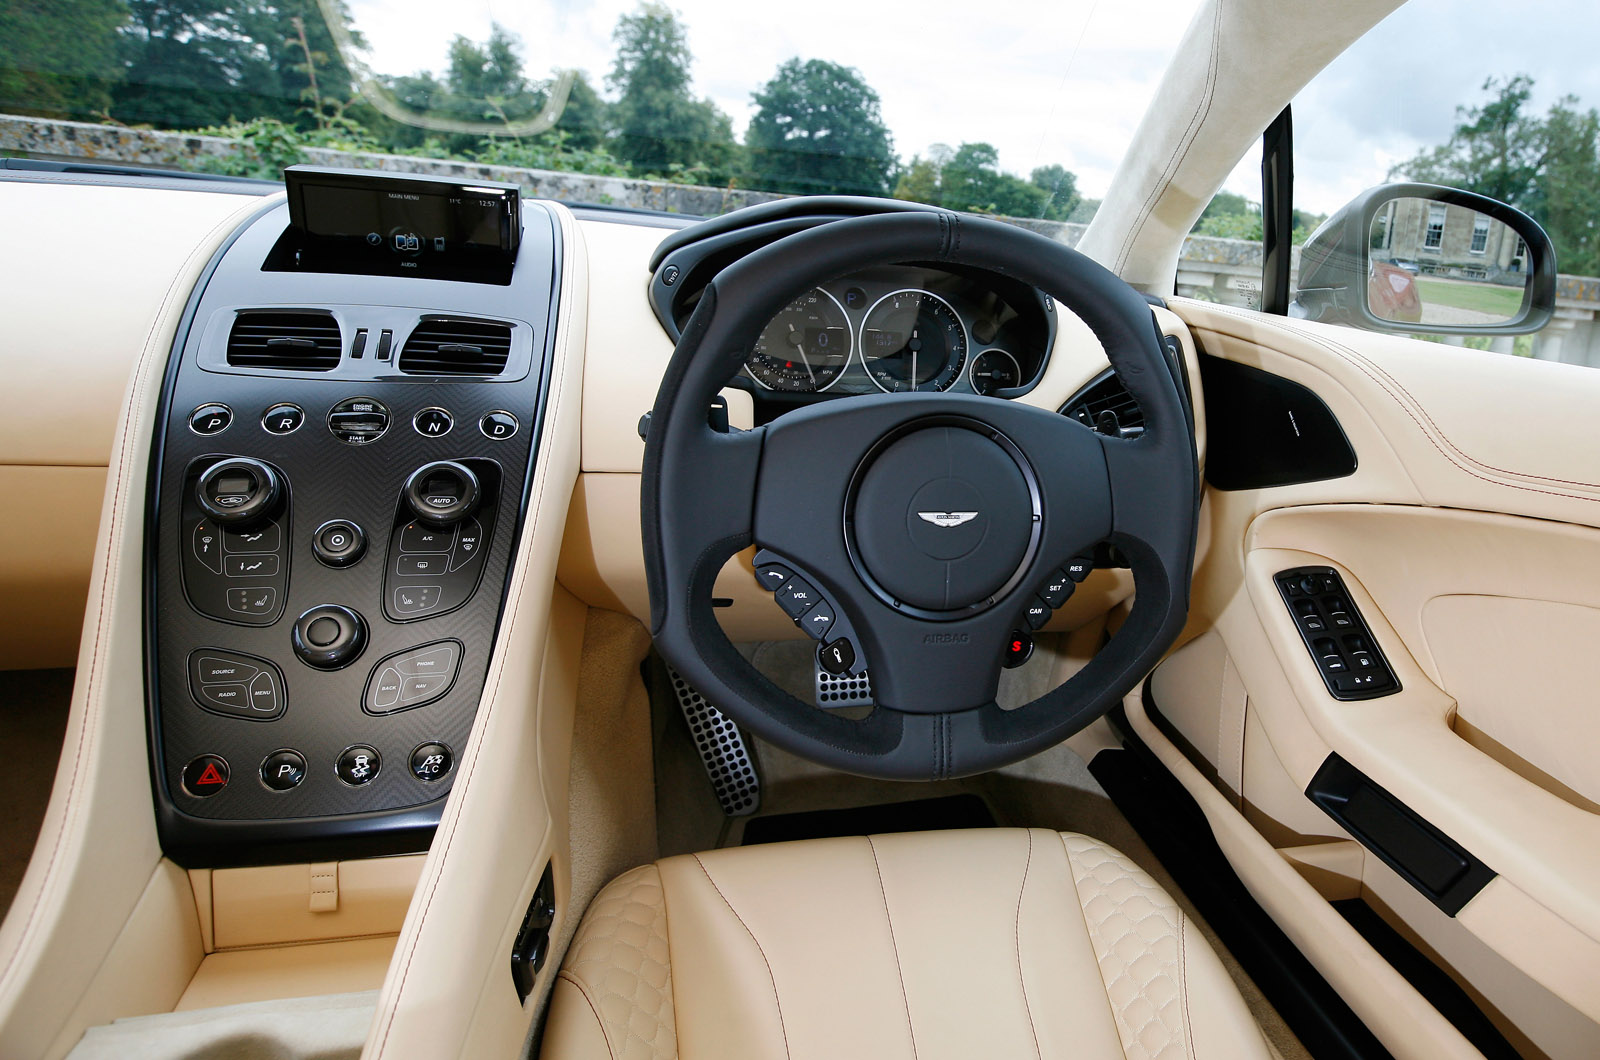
557 970 621 1060
1059 834 1134 1060
1179 913 1197 1060
691 854 793 1059
1013 829 1043 1060
866 836 920 1060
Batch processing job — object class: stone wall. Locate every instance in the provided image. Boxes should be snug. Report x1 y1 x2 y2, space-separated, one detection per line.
6 113 1599 367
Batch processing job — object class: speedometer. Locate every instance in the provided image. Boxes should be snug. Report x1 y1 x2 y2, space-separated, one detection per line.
859 289 968 393
745 288 852 392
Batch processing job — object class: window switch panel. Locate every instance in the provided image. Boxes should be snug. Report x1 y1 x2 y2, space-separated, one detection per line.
1275 567 1400 700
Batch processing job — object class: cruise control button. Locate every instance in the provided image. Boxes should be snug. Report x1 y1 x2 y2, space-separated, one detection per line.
413 407 454 437
336 745 381 785
224 522 281 553
400 522 454 553
192 520 223 574
798 599 836 640
1039 570 1076 608
261 750 306 790
182 755 229 796
397 553 449 578
393 585 442 614
754 563 795 592
819 638 856 675
261 403 304 435
188 404 232 435
479 411 518 440
372 667 403 709
775 579 821 619
224 553 280 578
1023 598 1052 630
410 743 453 782
1064 556 1094 582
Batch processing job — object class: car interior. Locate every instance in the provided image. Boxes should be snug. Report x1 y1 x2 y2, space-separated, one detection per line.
2 0 1598 1058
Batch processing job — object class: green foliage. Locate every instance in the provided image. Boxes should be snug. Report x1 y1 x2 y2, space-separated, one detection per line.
744 59 894 196
1392 75 1600 276
1192 190 1324 245
188 114 377 178
607 2 736 181
0 0 127 119
473 131 628 177
893 142 1080 219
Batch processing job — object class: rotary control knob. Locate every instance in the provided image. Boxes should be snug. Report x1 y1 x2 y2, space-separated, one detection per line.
291 604 368 670
194 457 282 526
402 460 481 528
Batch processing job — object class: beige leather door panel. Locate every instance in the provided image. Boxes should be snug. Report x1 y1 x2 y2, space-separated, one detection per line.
1155 298 1600 1057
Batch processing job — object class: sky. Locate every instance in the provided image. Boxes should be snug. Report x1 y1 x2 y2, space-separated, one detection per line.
343 0 1600 216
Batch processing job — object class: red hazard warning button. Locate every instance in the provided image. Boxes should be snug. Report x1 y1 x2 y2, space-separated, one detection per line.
182 754 230 797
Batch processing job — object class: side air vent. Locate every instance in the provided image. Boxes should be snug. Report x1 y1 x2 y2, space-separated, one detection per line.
398 318 514 376
226 311 341 371
1061 370 1144 436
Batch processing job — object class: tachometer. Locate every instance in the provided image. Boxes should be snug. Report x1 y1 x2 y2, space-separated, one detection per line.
745 288 852 392
859 289 967 393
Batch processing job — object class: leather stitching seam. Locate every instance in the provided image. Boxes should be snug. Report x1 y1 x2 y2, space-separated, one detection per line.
557 970 620 1060
866 836 919 1060
1178 914 1196 1060
691 854 792 1058
1013 829 1043 1060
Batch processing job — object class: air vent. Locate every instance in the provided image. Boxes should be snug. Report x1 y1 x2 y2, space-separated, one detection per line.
226 311 341 371
1061 370 1144 436
398 318 514 376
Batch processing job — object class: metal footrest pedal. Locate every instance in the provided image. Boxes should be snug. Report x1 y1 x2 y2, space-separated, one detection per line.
666 665 760 816
815 664 873 708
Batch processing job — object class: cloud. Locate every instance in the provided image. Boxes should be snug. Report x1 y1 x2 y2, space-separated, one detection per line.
346 0 1600 216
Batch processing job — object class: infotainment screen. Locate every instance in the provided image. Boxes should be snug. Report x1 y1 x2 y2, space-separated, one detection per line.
279 166 521 284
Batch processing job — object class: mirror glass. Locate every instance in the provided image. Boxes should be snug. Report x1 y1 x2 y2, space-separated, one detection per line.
1367 199 1531 326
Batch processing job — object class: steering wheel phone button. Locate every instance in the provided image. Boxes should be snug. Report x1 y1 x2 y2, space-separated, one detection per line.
775 579 820 619
260 750 306 790
799 599 836 639
1024 599 1052 630
754 563 795 592
1004 630 1034 669
336 745 381 786
819 638 856 675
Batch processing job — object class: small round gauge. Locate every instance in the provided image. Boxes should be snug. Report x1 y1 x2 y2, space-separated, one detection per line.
968 348 1023 396
745 288 853 392
859 289 968 393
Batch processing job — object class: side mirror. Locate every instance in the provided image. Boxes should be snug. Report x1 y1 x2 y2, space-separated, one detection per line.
1293 183 1556 335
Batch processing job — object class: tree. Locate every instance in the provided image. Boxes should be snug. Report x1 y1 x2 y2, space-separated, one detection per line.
0 0 128 119
939 142 1048 216
1029 164 1080 222
607 2 735 180
744 59 894 196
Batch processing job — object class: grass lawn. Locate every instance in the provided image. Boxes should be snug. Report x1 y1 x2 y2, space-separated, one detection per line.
1415 276 1524 317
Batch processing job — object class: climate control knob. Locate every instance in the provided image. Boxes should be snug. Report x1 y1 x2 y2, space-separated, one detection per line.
195 457 282 526
402 460 480 528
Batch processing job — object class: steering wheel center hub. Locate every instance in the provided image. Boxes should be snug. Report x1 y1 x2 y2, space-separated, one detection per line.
849 423 1038 614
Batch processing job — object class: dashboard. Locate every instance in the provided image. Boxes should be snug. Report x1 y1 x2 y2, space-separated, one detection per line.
735 265 1054 404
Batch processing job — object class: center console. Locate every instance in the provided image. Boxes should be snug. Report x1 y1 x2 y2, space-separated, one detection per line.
146 169 562 866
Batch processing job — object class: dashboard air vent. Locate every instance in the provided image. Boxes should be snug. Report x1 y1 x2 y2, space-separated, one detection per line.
226 311 341 371
1062 371 1145 436
398 318 514 376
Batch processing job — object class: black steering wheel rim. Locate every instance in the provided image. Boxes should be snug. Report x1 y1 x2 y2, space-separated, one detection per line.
642 210 1198 780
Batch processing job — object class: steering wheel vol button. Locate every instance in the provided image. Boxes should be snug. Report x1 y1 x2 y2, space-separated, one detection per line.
850 424 1034 613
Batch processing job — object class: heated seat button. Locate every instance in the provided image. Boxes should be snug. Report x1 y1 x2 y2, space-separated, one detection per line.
775 578 821 619
261 750 306 790
819 638 856 675
410 743 453 782
336 745 381 785
182 755 229 797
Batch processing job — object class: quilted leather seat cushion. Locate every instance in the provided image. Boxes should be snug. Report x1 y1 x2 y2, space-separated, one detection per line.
543 829 1272 1059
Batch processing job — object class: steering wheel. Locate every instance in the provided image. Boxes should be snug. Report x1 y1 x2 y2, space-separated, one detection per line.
642 211 1197 780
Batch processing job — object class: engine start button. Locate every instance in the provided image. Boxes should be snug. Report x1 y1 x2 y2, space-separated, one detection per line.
327 397 391 445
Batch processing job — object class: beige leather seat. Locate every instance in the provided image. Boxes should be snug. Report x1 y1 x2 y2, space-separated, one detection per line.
543 828 1273 1059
